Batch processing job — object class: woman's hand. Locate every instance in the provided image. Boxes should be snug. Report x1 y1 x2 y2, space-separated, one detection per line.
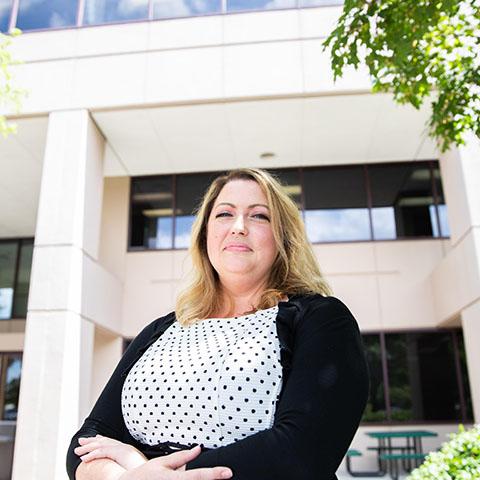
118 445 233 480
75 435 147 470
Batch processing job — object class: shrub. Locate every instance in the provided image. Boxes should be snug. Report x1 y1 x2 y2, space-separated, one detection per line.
408 424 480 480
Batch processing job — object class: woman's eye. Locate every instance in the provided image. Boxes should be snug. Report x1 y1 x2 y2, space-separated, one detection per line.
252 213 270 221
216 212 232 218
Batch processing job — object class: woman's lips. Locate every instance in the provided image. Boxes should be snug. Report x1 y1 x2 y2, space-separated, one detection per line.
224 245 252 252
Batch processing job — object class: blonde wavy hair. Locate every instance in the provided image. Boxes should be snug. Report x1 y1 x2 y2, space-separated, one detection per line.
175 168 332 325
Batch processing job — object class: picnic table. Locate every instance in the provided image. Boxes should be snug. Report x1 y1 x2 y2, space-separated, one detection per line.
366 430 438 479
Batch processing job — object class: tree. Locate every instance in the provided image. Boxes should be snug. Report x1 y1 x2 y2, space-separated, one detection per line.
0 28 25 137
323 0 480 152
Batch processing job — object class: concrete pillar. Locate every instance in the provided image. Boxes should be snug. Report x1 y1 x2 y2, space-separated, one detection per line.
12 110 105 480
462 301 480 422
439 132 480 423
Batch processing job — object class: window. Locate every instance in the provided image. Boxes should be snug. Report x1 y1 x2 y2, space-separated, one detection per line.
175 172 219 249
226 0 296 13
0 353 22 420
83 0 148 25
0 0 12 32
362 334 387 422
153 0 221 19
16 0 77 30
129 161 450 251
0 239 34 320
368 163 438 240
130 176 174 249
361 330 473 424
303 166 371 243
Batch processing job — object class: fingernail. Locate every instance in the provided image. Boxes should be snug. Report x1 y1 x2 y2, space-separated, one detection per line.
221 470 231 478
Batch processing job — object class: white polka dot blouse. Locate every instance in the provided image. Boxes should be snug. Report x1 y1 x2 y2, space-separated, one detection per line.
121 305 283 449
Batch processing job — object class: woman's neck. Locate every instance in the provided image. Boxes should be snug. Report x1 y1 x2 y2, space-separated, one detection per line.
215 281 266 318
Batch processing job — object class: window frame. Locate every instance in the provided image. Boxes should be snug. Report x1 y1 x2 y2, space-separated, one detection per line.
127 160 449 252
360 328 473 426
0 238 34 320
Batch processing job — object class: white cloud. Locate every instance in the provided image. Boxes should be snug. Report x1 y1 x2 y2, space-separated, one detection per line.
118 0 148 15
264 0 296 8
153 0 191 18
305 208 371 242
49 11 68 28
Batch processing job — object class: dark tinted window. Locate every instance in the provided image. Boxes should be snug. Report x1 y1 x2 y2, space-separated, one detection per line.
432 164 450 237
2 354 22 420
0 242 18 320
369 163 436 239
16 0 77 30
457 332 473 420
84 0 148 25
153 0 222 19
130 176 174 249
303 166 371 242
12 241 33 318
175 172 220 249
267 168 302 209
0 0 12 32
362 334 387 422
386 332 462 421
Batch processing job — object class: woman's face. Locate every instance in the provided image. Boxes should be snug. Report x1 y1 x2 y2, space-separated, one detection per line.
206 179 278 287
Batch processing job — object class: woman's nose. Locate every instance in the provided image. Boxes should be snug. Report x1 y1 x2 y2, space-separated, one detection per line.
231 215 247 235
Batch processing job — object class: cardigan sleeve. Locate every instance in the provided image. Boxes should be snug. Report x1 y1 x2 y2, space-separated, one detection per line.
65 315 170 480
185 296 370 480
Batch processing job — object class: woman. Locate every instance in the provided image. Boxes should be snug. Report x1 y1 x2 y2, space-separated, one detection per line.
67 168 369 480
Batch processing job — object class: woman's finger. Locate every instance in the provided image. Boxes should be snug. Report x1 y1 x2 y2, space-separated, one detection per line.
80 447 112 463
74 442 101 455
182 466 233 480
157 446 202 469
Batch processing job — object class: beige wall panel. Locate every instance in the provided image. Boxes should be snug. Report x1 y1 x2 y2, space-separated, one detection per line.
0 333 24 351
312 242 376 275
224 9 299 43
377 274 437 329
123 252 179 337
374 240 445 277
148 15 223 50
431 229 480 322
91 328 123 408
327 274 381 331
172 249 193 282
99 177 130 280
81 256 124 334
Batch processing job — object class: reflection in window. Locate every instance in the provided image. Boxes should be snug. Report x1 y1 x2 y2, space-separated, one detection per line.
432 165 450 237
153 0 221 19
362 335 387 422
457 332 473 420
267 169 302 209
227 0 295 12
175 172 219 248
3 355 21 420
16 0 77 30
298 0 343 6
304 167 371 243
84 0 148 25
131 176 174 250
369 164 436 239
13 241 33 318
0 0 12 32
0 242 18 320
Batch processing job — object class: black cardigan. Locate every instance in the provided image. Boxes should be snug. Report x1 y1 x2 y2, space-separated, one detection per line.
66 294 369 480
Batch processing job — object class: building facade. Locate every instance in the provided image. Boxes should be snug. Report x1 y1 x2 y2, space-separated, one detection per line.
0 1 479 479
